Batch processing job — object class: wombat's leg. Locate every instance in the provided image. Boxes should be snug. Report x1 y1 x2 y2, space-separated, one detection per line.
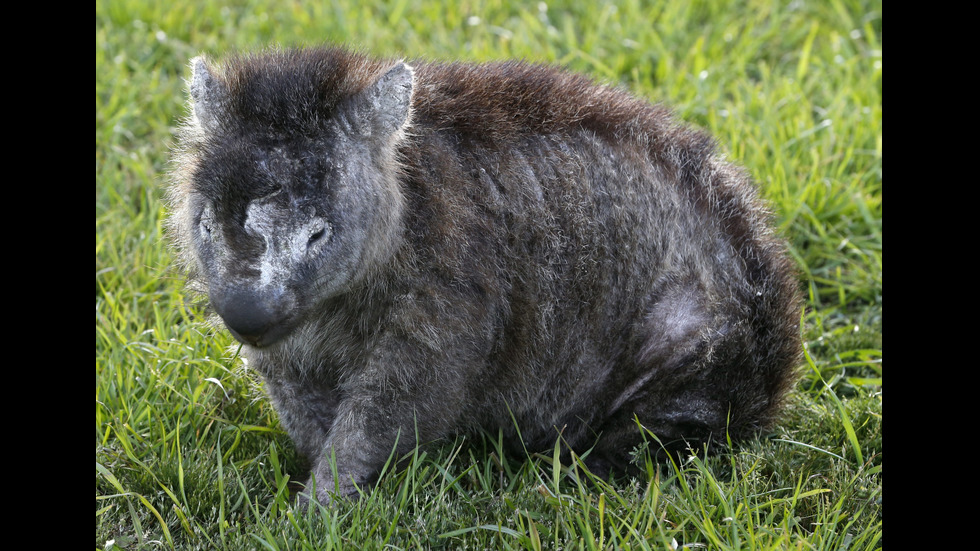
280 379 389 505
260 374 341 469
303 368 465 503
595 268 797 472
593 276 751 469
305 297 493 505
305 397 406 502
593 389 729 473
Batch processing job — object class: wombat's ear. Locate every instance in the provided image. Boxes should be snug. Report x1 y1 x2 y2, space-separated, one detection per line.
348 61 414 139
189 56 228 133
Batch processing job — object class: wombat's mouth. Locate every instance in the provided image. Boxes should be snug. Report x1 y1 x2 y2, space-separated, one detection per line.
224 321 294 348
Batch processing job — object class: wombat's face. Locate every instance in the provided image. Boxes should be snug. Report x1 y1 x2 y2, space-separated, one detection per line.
182 58 414 348
188 137 364 346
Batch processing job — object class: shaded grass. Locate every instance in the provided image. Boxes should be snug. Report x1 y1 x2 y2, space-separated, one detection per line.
96 0 881 548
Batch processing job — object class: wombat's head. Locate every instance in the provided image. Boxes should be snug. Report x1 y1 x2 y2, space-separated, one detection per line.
169 50 413 347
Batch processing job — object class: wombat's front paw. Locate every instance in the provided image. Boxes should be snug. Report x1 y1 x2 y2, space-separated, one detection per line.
295 473 362 508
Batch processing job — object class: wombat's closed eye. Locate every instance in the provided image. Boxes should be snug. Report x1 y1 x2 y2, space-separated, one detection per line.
167 46 802 506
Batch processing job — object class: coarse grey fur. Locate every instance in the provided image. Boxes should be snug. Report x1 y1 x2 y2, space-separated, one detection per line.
167 46 803 505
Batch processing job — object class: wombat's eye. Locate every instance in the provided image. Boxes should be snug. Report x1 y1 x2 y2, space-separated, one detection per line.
308 226 326 245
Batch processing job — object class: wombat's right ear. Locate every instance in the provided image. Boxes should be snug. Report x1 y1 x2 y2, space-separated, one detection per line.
347 62 415 140
189 56 228 133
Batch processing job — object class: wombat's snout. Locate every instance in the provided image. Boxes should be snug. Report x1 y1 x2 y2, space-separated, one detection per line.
211 287 294 347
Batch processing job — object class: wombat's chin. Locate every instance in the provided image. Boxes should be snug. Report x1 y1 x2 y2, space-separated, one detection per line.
227 331 275 349
222 317 297 348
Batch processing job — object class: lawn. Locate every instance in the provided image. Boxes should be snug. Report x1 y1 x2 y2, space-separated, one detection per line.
96 0 881 549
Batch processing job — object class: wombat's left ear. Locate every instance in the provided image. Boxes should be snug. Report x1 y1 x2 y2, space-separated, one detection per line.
189 56 229 133
348 61 414 139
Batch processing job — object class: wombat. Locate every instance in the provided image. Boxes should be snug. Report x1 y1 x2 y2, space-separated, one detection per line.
167 46 802 505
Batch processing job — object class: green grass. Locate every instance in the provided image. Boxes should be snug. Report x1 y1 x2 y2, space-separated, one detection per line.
96 0 881 548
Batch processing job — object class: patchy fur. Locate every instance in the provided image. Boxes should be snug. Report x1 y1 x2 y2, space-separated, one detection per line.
167 46 802 505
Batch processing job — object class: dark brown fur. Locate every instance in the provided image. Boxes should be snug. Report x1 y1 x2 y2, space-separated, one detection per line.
168 47 802 505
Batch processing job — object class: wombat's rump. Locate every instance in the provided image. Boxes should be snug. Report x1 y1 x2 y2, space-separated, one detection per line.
168 47 802 505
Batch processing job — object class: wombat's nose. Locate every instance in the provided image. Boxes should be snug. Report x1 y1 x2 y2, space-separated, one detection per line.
221 304 273 346
211 288 291 347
